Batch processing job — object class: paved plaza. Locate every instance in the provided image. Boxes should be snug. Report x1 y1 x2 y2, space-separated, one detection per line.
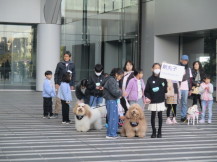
0 91 217 161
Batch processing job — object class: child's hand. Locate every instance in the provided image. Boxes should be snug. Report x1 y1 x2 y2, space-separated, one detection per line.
99 86 104 90
96 86 100 90
119 116 125 120
145 98 151 104
188 91 192 96
122 91 127 97
70 86 74 90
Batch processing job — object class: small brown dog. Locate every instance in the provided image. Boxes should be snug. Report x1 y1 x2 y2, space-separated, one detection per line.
121 104 147 138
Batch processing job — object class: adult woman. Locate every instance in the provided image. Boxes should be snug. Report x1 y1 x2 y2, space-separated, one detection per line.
119 60 135 114
191 61 205 109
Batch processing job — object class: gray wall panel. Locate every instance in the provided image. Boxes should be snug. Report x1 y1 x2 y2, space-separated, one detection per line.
0 0 41 24
0 0 61 24
155 0 217 35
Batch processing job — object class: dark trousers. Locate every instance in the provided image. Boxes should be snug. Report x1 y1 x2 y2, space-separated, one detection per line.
151 111 162 130
166 104 177 117
61 100 69 122
192 94 202 109
120 97 128 115
43 97 53 116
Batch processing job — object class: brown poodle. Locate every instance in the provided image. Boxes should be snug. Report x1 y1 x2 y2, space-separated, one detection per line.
121 104 147 138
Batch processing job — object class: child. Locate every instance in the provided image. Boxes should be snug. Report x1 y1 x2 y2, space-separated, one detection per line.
119 60 135 115
103 68 124 139
75 79 90 104
124 68 146 109
42 71 56 118
58 72 72 124
165 80 179 124
87 64 105 108
144 63 167 138
199 75 213 124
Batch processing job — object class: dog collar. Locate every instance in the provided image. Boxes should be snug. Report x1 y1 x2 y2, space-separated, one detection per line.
130 122 139 127
76 115 84 120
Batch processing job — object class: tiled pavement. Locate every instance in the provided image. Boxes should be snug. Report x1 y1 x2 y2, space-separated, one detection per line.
0 91 217 162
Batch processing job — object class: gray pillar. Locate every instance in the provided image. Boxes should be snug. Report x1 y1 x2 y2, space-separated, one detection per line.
36 24 60 91
141 0 155 81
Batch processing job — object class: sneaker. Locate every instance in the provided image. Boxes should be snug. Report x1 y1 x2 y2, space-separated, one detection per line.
172 118 178 124
208 120 212 124
151 128 156 138
106 136 119 139
52 113 58 118
66 120 72 124
180 117 186 122
42 116 49 119
49 115 56 119
166 118 173 124
62 121 66 124
199 119 205 124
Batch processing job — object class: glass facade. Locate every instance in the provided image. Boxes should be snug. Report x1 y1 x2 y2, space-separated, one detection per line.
61 0 140 82
181 30 217 95
0 25 36 89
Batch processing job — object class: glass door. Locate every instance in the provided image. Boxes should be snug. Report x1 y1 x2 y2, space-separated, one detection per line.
0 25 36 90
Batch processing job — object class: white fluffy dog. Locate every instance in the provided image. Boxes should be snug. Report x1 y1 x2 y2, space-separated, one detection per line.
73 103 106 132
187 105 199 125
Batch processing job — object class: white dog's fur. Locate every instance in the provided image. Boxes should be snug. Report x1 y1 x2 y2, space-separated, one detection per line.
187 105 199 125
73 103 106 132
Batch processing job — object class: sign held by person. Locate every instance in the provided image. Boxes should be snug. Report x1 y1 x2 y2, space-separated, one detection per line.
160 63 185 81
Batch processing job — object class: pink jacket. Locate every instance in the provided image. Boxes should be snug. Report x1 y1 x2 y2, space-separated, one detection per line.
199 82 213 100
125 77 145 101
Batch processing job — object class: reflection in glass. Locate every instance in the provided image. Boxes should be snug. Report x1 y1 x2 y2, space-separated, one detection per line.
61 0 139 82
0 25 36 89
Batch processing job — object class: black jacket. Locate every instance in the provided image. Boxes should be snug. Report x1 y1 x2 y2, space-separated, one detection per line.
191 69 205 87
54 61 76 86
144 75 167 104
75 82 90 104
103 76 122 100
87 74 105 97
179 63 192 91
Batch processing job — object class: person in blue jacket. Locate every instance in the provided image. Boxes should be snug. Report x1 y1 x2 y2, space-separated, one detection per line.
42 71 56 119
58 72 73 124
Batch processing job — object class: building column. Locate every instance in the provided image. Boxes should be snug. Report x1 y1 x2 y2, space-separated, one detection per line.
36 24 60 91
141 0 155 81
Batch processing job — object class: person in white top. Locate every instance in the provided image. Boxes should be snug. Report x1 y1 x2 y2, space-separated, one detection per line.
119 60 135 116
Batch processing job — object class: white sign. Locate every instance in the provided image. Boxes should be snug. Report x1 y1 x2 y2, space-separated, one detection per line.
160 63 185 81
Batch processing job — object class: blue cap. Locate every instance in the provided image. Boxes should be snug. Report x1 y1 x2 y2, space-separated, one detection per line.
181 55 189 61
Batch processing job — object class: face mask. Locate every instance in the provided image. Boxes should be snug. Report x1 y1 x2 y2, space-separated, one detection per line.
154 69 161 75
95 72 102 76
